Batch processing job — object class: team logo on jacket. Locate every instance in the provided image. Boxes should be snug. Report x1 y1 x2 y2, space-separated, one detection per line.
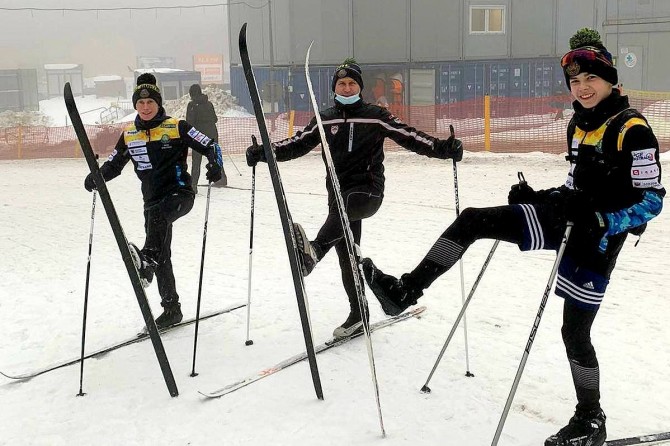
330 125 339 135
161 134 170 144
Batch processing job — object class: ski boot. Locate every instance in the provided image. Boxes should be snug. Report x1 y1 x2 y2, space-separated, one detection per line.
333 303 369 339
545 408 606 446
293 223 319 276
155 301 183 330
361 258 422 316
128 243 157 288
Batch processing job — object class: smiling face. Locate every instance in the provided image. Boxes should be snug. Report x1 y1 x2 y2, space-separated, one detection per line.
135 98 159 121
569 72 613 109
334 77 361 97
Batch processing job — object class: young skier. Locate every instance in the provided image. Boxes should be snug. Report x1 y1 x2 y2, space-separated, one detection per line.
84 73 223 329
245 58 463 338
362 29 664 446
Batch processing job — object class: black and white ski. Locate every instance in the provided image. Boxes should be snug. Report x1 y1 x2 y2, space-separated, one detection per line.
1 303 246 381
64 82 178 397
605 431 670 446
304 41 385 436
199 306 426 399
239 23 323 400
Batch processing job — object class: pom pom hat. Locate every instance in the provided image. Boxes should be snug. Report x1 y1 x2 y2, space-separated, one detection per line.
561 28 618 87
132 73 162 109
331 58 364 92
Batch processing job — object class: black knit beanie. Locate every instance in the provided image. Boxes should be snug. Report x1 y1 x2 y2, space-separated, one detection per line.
331 59 364 92
561 28 618 87
132 73 162 109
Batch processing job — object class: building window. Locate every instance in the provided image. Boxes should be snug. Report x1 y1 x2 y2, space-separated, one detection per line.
470 6 505 34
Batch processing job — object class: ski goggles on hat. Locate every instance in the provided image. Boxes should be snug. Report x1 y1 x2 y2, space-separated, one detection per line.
560 47 613 69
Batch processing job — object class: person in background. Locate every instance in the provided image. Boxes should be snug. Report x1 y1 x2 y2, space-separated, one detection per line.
246 58 463 339
186 83 227 193
84 73 223 328
361 29 664 446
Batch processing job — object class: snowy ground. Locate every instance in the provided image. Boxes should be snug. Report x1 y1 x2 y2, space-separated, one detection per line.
0 151 668 446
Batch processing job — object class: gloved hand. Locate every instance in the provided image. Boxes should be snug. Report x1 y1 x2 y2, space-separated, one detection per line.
435 125 463 161
84 174 96 192
508 182 537 204
564 192 609 251
205 162 223 183
245 135 266 167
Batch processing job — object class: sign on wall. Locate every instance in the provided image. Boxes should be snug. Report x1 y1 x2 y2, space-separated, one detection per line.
193 54 223 84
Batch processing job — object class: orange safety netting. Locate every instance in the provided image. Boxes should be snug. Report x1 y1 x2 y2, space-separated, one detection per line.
1 91 668 161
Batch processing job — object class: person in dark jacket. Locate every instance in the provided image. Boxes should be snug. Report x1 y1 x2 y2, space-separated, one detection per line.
361 29 664 446
246 58 463 339
186 83 227 193
84 73 223 329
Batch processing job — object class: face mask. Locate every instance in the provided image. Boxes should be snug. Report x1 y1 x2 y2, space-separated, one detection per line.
335 93 360 105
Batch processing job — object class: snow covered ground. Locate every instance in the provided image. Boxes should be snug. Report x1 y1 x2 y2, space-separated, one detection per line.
0 150 668 445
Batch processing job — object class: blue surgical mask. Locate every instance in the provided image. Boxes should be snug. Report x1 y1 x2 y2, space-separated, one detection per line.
335 93 360 105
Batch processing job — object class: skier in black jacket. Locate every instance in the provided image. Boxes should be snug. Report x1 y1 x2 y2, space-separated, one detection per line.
361 30 664 446
246 59 463 338
186 83 227 193
84 73 223 328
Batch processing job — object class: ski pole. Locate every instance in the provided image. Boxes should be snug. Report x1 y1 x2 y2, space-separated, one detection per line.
421 240 499 393
226 152 242 176
491 222 573 446
77 188 97 397
245 143 258 346
190 181 213 377
449 124 474 377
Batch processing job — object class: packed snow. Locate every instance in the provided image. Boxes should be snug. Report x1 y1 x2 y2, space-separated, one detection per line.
0 147 668 445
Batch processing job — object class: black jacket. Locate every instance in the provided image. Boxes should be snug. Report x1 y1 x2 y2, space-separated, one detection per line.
185 94 218 142
565 90 665 213
272 99 451 192
100 109 221 207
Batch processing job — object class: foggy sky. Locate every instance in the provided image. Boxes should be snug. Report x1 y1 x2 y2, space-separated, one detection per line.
0 0 231 80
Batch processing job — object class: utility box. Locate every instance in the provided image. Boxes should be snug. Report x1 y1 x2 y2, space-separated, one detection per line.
45 64 84 98
0 69 39 112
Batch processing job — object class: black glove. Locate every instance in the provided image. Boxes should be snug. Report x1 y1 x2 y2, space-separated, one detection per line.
245 135 266 167
84 174 96 192
205 162 223 183
564 191 609 244
435 125 463 162
508 182 537 204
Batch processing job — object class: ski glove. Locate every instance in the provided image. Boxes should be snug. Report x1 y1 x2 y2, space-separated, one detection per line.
435 124 463 162
205 162 223 183
84 174 96 192
508 182 537 204
245 136 267 167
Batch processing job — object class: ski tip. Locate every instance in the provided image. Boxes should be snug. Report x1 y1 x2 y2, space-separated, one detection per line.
239 22 247 45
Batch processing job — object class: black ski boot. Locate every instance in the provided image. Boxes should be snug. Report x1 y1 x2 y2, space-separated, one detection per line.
155 301 183 330
333 303 369 338
293 223 319 276
545 409 606 446
128 243 157 288
361 258 422 316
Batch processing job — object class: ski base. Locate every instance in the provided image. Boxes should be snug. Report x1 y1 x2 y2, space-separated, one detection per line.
199 306 426 399
0 302 246 381
605 431 670 446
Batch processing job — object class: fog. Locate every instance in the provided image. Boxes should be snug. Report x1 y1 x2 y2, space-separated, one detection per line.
0 0 231 81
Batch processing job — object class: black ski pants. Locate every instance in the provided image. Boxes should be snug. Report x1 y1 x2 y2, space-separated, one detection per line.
143 189 195 305
312 184 383 314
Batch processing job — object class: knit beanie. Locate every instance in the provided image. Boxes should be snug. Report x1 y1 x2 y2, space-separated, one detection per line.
132 73 162 109
561 28 618 87
331 58 364 92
